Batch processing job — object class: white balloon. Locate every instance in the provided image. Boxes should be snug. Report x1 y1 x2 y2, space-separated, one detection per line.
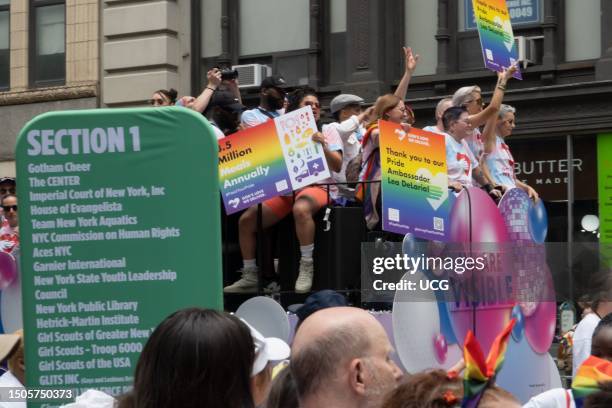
236 296 290 343
581 214 599 232
392 271 461 373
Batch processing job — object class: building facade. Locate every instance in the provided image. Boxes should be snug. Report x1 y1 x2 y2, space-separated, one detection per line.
0 0 610 244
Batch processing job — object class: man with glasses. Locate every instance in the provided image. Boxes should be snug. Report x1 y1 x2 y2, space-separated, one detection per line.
0 177 15 225
0 194 18 254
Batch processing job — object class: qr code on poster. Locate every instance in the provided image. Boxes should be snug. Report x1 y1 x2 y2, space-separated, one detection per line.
388 208 400 222
433 217 444 231
275 180 288 192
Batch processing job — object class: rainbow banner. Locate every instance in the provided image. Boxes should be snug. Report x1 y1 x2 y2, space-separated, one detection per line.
379 121 451 240
472 0 522 79
219 106 330 214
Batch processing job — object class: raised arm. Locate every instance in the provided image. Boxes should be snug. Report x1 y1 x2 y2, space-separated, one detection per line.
468 64 516 128
394 47 419 101
191 68 222 113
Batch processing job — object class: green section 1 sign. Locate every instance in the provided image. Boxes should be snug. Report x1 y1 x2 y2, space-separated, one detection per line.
16 107 222 406
598 133 612 245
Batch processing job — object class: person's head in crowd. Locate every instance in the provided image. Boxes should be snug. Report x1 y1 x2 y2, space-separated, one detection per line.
381 369 520 408
435 98 453 127
591 312 612 361
204 90 245 135
265 365 299 408
587 271 612 319
260 76 287 112
291 307 403 408
1 194 18 228
370 94 410 127
124 308 256 408
149 89 177 107
453 85 484 115
0 177 15 197
0 329 25 385
295 290 348 329
286 87 320 121
584 381 612 408
496 104 516 139
243 319 291 406
443 106 473 140
330 94 365 122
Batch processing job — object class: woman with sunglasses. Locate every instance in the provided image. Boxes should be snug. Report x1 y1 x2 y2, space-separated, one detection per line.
451 65 517 163
357 46 419 230
149 88 177 107
0 194 18 254
224 87 343 294
480 104 539 200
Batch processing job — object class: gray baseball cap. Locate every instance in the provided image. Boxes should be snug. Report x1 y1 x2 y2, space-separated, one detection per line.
330 94 364 114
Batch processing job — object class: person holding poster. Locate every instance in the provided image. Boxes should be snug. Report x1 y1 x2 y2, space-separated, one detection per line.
357 47 419 230
442 107 501 198
224 88 342 294
481 104 539 200
452 65 517 163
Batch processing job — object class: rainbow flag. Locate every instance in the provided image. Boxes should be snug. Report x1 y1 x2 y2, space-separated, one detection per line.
462 319 516 408
571 355 612 407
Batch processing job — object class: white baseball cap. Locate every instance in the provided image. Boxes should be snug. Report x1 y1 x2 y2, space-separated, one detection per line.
242 319 290 376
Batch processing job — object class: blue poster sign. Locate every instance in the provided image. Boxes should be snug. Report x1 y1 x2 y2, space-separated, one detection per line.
465 0 540 30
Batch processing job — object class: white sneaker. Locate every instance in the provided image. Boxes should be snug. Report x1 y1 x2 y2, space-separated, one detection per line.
295 259 314 293
224 267 258 293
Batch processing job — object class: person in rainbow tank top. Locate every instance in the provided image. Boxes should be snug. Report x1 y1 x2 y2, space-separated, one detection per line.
481 104 539 200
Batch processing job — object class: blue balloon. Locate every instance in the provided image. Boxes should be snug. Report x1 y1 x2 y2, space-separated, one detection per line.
528 200 548 244
511 304 524 342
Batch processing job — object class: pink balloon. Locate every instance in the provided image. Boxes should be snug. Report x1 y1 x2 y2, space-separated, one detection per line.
523 266 556 354
0 252 17 290
433 333 448 364
449 188 510 243
447 188 513 352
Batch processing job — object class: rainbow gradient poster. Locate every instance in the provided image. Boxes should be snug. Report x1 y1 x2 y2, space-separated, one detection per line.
379 120 451 240
472 0 522 80
219 106 329 214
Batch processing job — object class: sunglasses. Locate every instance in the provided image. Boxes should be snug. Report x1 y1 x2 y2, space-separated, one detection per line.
2 205 17 212
149 98 166 106
0 188 15 195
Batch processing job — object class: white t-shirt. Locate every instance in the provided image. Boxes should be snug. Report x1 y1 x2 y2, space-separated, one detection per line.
484 135 516 189
325 116 364 200
465 127 484 161
572 313 601 377
522 388 575 408
0 371 26 408
240 107 282 128
445 133 478 187
422 125 446 135
211 123 225 140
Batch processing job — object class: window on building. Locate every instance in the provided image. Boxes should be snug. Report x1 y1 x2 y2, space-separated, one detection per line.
201 0 222 58
30 0 65 86
0 0 9 90
238 0 309 56
565 0 601 62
